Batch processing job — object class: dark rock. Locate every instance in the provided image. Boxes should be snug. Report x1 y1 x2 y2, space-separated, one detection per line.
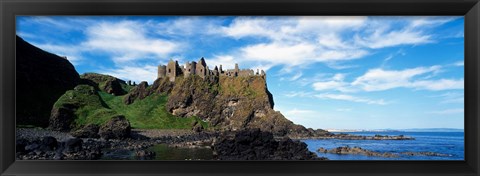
71 124 100 138
192 121 204 132
400 151 451 157
317 146 398 158
53 152 64 160
213 129 322 160
25 143 40 152
152 77 175 93
39 136 58 151
134 150 156 160
49 104 78 131
16 36 80 127
64 138 83 153
123 81 149 105
323 134 415 140
80 73 128 96
99 115 131 140
16 139 29 153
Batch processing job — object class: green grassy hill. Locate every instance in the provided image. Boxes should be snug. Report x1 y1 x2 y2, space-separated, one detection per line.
52 74 208 130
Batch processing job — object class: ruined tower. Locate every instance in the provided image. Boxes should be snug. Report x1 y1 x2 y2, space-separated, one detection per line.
166 59 180 82
213 66 219 76
196 57 207 79
184 61 197 78
157 65 166 78
234 63 239 77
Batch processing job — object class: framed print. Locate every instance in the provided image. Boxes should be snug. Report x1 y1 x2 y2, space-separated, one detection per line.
1 0 479 176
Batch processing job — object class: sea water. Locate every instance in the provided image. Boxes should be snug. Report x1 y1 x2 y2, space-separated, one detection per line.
302 131 464 160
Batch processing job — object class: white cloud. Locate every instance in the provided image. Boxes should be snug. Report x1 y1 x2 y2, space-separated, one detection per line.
83 21 180 63
100 65 158 84
336 108 353 112
408 16 459 29
215 16 371 69
219 16 297 41
354 30 433 49
315 93 388 105
351 66 464 91
214 16 454 71
241 43 315 64
284 91 314 98
289 72 303 81
156 17 224 36
432 92 464 104
285 108 316 115
454 61 464 66
410 79 464 91
26 16 79 31
33 43 83 65
428 108 464 115
205 55 237 70
313 81 347 91
353 16 457 49
312 73 355 92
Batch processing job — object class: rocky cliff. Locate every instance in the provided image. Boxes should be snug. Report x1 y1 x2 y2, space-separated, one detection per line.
16 36 80 127
130 75 331 138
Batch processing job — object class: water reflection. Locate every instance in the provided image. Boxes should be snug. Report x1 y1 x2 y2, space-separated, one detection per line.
147 144 214 160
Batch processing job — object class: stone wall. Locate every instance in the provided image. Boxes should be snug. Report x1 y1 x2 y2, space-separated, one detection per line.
157 57 266 82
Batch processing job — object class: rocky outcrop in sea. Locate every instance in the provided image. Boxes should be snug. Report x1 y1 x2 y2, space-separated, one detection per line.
213 129 326 160
317 146 451 158
317 146 398 158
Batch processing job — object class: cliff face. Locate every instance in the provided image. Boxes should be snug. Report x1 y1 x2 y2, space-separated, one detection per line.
148 75 330 137
16 36 80 127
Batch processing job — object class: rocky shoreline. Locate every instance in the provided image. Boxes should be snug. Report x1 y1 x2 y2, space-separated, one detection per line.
16 128 326 160
16 127 420 160
293 133 415 140
16 128 220 160
317 146 451 158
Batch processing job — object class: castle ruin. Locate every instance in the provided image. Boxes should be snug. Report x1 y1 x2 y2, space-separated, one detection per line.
157 57 266 82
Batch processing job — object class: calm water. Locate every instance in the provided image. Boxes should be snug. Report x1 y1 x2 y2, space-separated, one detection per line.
147 144 213 160
101 132 463 160
302 131 464 160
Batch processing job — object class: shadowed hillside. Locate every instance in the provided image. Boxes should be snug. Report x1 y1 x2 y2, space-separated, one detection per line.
16 36 80 127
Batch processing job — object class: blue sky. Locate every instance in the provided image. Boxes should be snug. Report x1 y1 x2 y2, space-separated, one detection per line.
16 16 464 130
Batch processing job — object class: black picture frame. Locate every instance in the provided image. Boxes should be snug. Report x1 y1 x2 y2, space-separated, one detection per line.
1 0 479 175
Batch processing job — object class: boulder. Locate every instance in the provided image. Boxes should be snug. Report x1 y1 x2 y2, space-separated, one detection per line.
191 121 204 132
16 35 80 127
16 139 29 153
71 124 100 138
49 104 78 131
49 84 111 132
134 150 156 160
99 115 131 140
64 138 83 153
39 136 58 151
24 142 40 152
213 129 322 160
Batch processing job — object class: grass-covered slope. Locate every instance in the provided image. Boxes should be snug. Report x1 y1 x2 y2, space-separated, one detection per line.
50 73 207 131
99 91 207 129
